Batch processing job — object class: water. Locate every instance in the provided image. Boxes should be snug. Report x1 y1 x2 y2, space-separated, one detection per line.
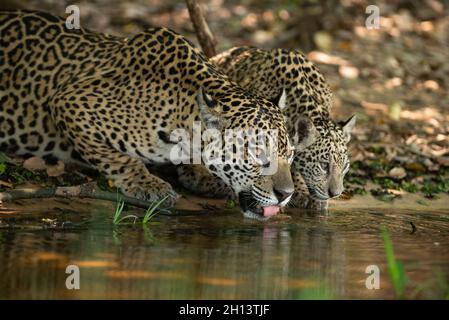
0 199 448 299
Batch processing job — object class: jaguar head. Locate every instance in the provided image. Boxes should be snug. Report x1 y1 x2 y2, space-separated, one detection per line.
197 87 295 220
291 115 356 200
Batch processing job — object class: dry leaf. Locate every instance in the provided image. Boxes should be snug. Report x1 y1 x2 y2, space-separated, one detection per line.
0 180 13 188
23 157 47 171
388 167 407 179
46 161 65 177
339 65 359 79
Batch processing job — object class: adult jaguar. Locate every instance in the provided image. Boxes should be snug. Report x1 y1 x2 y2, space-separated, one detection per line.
0 11 299 219
178 47 356 210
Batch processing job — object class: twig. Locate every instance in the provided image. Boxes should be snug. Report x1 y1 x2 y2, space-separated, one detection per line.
0 182 201 216
185 0 217 58
410 221 417 234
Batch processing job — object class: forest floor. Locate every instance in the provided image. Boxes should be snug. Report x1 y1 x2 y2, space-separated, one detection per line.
1 0 448 210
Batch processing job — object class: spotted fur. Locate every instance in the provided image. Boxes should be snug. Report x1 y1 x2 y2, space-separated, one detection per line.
0 11 295 217
184 47 355 209
212 47 356 209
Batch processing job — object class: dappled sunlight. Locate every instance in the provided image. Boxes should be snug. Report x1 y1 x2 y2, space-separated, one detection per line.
105 270 186 280
401 107 445 122
71 260 118 268
307 51 349 66
196 277 239 287
30 252 68 263
360 101 447 124
274 277 318 290
360 101 388 115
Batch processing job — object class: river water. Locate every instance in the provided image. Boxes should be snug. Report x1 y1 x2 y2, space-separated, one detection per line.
0 200 448 299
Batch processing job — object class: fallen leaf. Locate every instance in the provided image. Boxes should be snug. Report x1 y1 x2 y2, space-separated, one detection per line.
436 157 449 166
0 180 13 188
313 31 333 51
339 65 359 79
405 162 426 172
388 167 407 179
46 161 65 177
388 102 402 121
23 156 47 171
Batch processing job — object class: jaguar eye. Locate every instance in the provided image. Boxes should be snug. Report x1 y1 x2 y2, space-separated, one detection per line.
263 161 271 168
319 161 329 173
249 148 271 168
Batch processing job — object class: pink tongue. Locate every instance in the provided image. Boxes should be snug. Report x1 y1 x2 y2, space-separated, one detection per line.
263 206 280 217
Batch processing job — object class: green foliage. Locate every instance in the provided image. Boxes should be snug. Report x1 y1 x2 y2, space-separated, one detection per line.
345 175 367 186
416 199 429 206
6 165 46 184
375 177 399 190
225 199 237 209
401 181 418 193
366 160 386 171
0 152 10 163
113 196 166 225
381 226 408 299
421 178 449 196
352 186 367 195
0 163 6 175
142 196 167 224
371 189 397 201
350 161 361 170
435 270 449 300
410 269 449 299
112 198 138 225
367 146 385 155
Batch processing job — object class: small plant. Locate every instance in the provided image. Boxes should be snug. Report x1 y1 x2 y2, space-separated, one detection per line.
142 196 167 224
292 279 333 300
381 226 408 298
113 196 167 225
112 198 138 225
421 178 449 198
371 189 397 202
411 269 449 299
0 162 6 175
225 199 237 209
401 181 418 193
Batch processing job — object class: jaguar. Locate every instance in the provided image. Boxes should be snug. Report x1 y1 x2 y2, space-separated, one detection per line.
0 11 300 219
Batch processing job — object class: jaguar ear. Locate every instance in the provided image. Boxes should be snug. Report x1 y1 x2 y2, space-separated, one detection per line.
292 116 318 152
339 114 356 142
270 89 287 111
197 88 221 129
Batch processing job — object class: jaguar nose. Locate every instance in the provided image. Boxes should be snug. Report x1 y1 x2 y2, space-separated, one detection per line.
328 188 342 198
274 188 293 203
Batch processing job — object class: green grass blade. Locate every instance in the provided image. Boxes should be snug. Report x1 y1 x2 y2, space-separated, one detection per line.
143 196 168 224
381 226 408 299
113 199 126 224
116 214 139 224
0 152 11 163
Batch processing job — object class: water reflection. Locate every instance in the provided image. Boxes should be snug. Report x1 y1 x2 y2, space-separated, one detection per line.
0 205 448 299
